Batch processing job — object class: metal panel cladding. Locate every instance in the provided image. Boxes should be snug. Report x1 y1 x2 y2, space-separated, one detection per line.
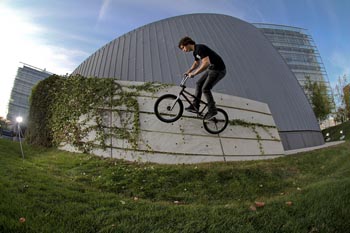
72 13 324 150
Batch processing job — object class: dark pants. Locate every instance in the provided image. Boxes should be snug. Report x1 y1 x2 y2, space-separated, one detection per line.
193 69 226 112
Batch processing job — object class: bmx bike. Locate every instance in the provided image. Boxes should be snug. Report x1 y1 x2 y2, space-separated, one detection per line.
154 75 229 134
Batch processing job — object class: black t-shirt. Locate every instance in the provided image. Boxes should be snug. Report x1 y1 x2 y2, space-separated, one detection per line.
193 44 226 71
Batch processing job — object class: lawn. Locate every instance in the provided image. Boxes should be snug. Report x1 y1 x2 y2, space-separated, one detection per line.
1 138 350 232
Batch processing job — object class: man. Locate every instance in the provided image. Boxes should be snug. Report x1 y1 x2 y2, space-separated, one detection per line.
178 36 226 120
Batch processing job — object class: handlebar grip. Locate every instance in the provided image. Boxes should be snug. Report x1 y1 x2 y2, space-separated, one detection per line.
180 75 189 87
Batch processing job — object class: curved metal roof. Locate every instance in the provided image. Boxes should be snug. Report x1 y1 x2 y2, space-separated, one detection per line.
72 13 323 150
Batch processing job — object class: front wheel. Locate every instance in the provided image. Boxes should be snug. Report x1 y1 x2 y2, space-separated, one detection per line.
154 94 183 123
203 108 229 134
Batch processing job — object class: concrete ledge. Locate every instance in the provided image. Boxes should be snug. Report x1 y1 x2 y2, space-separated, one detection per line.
60 81 285 164
284 141 345 155
59 145 283 164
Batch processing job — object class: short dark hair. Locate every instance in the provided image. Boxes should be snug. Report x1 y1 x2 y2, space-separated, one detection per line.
178 37 196 49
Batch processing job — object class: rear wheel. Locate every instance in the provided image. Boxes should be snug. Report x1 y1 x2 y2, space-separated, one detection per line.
203 108 228 134
154 94 183 123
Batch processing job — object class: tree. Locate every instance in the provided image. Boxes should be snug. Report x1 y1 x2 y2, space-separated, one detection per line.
304 76 332 122
334 107 346 123
334 74 348 105
333 74 349 121
0 116 8 128
344 85 350 119
0 116 10 135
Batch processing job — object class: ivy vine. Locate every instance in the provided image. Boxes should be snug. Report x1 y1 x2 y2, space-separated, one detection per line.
26 74 168 153
229 119 278 155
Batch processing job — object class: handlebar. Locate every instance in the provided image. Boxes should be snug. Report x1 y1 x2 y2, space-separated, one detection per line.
180 74 190 87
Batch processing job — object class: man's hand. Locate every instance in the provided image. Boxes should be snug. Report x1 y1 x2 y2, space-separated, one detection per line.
183 72 195 78
188 73 195 78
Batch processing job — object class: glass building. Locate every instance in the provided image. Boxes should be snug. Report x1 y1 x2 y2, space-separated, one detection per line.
7 63 52 124
253 23 334 109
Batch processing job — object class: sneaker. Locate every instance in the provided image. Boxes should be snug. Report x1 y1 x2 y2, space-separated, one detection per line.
185 105 199 113
205 111 218 120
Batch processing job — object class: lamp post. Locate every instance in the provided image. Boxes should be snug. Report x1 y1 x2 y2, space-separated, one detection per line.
16 116 25 159
340 130 345 140
325 132 331 142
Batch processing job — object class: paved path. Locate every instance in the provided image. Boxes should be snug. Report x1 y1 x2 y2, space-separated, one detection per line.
285 141 345 155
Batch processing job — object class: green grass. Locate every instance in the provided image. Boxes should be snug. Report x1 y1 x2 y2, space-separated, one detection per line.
1 138 350 232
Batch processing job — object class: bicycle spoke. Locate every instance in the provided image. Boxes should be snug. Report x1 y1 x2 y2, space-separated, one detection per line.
203 109 228 134
154 94 183 123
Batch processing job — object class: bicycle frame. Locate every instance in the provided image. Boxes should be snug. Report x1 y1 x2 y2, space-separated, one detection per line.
154 75 229 134
172 76 208 117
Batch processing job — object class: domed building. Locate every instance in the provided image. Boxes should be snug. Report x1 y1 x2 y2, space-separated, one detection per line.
72 13 324 150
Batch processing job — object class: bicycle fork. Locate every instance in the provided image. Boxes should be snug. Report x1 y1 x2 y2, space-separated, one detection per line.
169 93 182 111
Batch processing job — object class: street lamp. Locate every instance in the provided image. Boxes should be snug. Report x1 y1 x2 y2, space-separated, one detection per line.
16 116 25 159
340 130 345 140
16 116 23 123
325 132 331 142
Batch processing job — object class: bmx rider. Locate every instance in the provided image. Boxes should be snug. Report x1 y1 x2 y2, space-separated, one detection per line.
178 36 226 120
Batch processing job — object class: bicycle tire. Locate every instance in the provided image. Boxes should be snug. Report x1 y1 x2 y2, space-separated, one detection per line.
203 108 229 134
154 94 184 123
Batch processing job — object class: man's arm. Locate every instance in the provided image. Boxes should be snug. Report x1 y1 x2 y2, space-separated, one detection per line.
185 60 200 75
190 56 210 77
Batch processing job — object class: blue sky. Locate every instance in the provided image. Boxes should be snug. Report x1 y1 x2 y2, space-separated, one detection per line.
1 0 349 118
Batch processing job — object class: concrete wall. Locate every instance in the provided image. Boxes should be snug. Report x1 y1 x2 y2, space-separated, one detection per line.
60 81 284 164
